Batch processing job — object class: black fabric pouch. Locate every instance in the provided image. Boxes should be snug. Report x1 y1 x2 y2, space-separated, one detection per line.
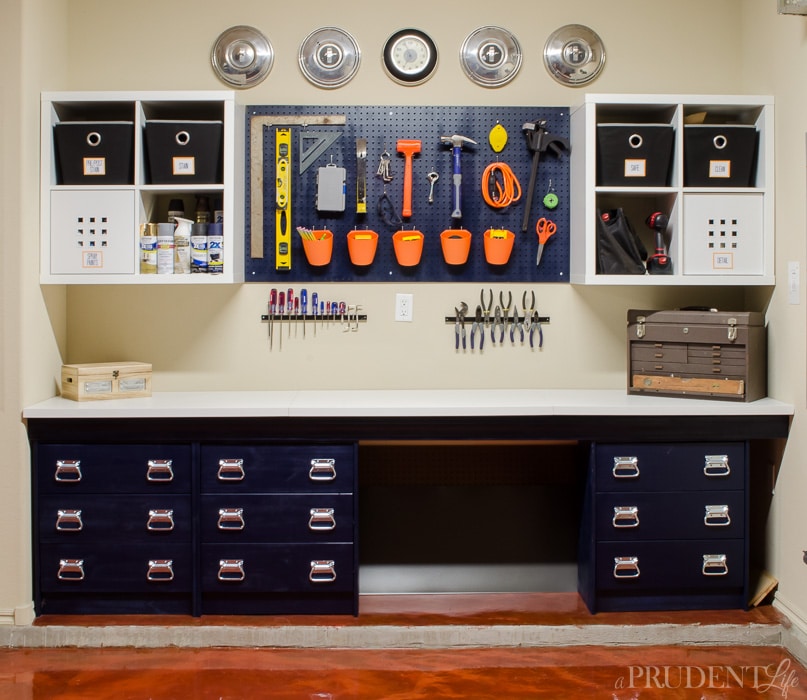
596 208 648 275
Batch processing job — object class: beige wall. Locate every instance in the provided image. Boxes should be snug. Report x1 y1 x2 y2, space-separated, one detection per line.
3 0 805 628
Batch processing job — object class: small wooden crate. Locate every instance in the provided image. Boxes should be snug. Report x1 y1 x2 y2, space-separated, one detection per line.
627 309 766 402
61 362 152 401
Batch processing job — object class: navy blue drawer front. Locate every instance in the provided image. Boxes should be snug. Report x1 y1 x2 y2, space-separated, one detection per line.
39 495 192 543
595 490 745 541
37 444 192 494
39 543 193 593
201 494 353 543
594 443 745 492
200 444 355 493
201 543 354 593
595 539 745 592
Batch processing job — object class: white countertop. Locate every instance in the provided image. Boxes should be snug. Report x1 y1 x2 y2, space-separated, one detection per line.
21 390 795 420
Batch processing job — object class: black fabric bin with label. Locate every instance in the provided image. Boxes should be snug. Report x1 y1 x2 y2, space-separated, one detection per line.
144 120 223 184
54 121 134 185
684 124 758 187
596 123 674 186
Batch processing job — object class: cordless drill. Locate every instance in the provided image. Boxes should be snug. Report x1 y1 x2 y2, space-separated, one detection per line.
646 211 673 274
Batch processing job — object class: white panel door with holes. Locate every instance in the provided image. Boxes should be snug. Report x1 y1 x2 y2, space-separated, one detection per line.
681 193 765 275
49 190 136 275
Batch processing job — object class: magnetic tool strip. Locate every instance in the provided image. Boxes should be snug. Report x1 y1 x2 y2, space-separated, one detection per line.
245 105 570 283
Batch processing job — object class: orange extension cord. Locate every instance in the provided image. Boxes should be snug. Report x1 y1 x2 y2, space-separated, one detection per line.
482 161 522 208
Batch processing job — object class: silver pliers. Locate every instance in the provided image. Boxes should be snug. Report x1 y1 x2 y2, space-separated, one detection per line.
454 302 468 350
492 305 505 344
510 302 524 343
470 305 484 350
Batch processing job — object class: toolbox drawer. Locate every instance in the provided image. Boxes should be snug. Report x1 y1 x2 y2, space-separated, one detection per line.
594 443 745 492
595 539 745 592
595 490 744 541
39 542 193 593
200 444 355 493
200 543 354 593
37 444 192 494
39 494 192 543
200 494 354 543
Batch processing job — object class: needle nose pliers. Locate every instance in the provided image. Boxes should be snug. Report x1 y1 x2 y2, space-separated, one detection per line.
470 305 484 350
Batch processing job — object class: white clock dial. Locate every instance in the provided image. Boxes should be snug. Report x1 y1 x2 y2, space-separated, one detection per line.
382 29 438 85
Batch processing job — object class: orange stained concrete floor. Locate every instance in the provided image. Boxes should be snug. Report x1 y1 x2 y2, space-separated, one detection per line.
2 594 805 699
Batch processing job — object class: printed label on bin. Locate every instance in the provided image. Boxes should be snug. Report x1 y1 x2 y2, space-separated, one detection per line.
172 156 196 176
709 160 731 179
713 253 734 269
82 157 106 176
82 251 104 268
623 159 647 178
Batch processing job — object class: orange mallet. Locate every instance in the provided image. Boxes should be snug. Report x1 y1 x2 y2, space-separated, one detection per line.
397 139 421 218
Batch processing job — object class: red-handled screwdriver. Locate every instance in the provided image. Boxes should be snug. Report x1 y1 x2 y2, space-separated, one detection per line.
286 289 294 337
277 290 285 350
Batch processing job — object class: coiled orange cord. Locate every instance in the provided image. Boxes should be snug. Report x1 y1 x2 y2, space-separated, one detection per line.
482 162 522 208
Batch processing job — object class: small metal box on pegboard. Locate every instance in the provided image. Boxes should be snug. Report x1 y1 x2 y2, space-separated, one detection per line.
245 105 571 284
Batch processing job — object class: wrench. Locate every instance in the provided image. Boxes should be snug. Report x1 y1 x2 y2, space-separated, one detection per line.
427 171 439 203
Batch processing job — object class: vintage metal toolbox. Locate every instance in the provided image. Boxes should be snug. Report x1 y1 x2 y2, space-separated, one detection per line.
627 309 766 402
61 362 152 401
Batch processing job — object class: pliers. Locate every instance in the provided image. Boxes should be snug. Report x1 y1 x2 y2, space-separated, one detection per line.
492 305 505 344
480 288 493 329
470 305 484 350
499 291 512 340
454 302 468 349
522 291 535 336
510 302 524 343
529 310 544 349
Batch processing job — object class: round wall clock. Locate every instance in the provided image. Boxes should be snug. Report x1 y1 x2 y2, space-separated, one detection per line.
299 27 361 89
543 24 605 87
459 26 522 87
382 28 438 85
211 25 273 89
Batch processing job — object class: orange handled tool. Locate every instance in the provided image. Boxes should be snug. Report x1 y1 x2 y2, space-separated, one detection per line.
397 139 421 218
535 217 557 267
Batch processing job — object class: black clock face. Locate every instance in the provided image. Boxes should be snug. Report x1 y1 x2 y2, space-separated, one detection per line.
382 29 438 85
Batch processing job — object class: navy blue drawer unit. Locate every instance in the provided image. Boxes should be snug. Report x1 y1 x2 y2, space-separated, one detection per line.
579 442 748 613
33 444 194 615
199 444 358 615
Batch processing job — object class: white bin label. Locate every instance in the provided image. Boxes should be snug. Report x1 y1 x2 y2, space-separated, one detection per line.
709 160 731 179
172 156 196 176
83 157 106 176
623 159 647 178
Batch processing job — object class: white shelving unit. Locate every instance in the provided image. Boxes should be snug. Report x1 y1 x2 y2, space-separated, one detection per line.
40 91 244 284
569 94 774 286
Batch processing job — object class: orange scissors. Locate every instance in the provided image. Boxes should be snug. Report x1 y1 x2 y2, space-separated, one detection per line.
535 217 557 266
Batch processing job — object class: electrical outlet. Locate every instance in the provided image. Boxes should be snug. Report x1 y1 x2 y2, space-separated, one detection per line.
395 293 413 322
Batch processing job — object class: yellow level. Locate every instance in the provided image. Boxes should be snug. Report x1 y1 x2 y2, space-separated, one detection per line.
275 128 292 270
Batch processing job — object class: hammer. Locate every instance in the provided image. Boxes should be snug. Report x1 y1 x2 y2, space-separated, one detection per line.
397 139 422 218
441 134 477 219
521 120 570 232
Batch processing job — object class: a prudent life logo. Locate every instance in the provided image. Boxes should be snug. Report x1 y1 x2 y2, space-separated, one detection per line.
614 659 801 696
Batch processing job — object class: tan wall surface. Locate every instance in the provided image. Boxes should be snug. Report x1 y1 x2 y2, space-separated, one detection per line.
4 0 805 628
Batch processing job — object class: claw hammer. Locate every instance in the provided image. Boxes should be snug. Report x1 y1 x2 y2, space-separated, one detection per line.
441 134 477 219
521 120 570 232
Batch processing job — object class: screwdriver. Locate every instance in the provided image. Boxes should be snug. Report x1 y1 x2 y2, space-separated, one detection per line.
294 295 299 337
269 288 277 349
277 290 285 350
312 292 318 337
320 300 325 330
301 288 308 339
286 288 293 337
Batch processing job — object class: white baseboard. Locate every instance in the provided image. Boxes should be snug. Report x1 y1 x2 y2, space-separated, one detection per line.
774 594 807 666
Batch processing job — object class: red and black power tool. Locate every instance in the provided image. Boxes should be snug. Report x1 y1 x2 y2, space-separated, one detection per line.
645 211 673 274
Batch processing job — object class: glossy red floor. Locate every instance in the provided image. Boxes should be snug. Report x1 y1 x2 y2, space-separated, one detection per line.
3 594 805 699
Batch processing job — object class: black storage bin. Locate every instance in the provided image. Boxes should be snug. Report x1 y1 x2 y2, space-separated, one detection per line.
144 120 223 184
596 123 674 186
53 121 134 185
684 124 758 187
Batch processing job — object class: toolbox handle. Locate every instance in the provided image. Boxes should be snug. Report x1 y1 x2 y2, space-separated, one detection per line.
147 508 175 532
217 559 245 582
702 554 728 576
612 506 640 528
308 507 336 531
147 559 174 582
55 459 82 482
146 459 174 482
57 558 85 581
309 560 337 583
704 455 731 478
55 508 83 532
613 556 640 579
612 456 640 479
704 505 731 527
217 507 246 531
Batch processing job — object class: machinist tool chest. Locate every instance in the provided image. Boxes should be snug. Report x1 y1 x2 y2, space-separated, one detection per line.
627 309 766 402
578 442 748 613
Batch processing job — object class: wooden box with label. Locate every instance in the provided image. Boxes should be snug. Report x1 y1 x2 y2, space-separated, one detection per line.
627 309 766 402
60 362 152 401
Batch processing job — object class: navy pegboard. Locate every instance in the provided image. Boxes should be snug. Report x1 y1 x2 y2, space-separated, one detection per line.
245 105 570 283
